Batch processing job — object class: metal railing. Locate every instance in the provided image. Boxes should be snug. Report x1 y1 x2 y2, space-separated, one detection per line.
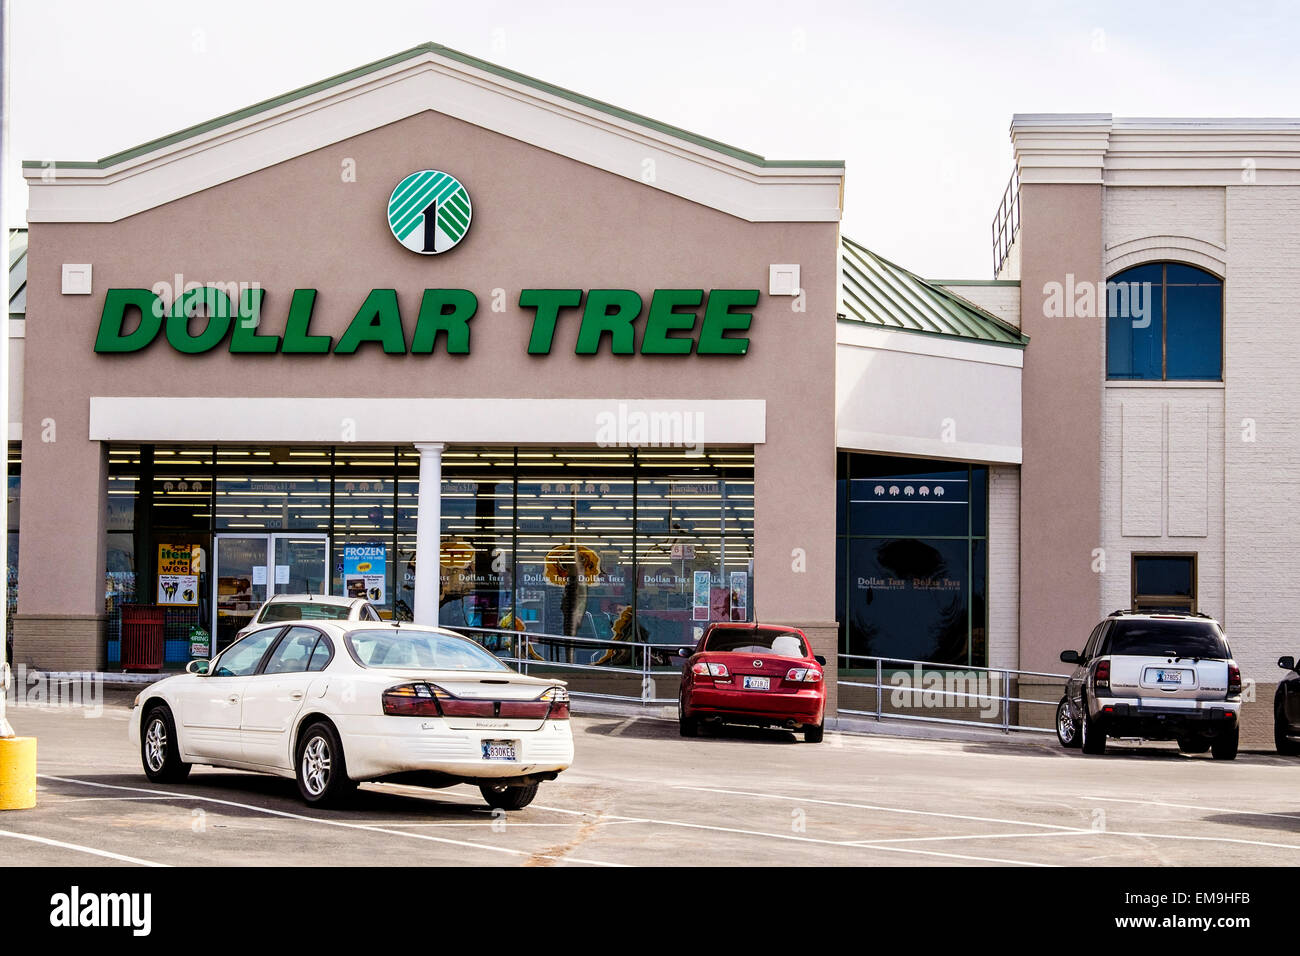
837 651 1069 734
991 166 1020 277
453 625 683 705
452 626 1071 737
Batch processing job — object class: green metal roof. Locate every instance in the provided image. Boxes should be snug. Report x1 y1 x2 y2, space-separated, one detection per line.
839 236 1027 348
9 229 26 317
24 43 845 172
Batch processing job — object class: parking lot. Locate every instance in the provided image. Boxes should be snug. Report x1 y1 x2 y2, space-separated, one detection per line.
4 688 1300 867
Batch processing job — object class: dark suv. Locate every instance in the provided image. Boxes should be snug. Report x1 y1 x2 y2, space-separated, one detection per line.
1056 611 1242 759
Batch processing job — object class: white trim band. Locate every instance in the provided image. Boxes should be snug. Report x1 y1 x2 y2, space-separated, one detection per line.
88 397 767 445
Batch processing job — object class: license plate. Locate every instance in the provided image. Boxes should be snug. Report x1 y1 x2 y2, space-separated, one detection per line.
1149 668 1185 685
481 740 517 761
742 676 770 691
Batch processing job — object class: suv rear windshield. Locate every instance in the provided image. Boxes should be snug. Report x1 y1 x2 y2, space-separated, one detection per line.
1104 619 1230 659
704 627 808 658
261 602 352 622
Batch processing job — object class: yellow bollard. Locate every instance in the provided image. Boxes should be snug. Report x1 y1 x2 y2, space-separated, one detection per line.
0 737 37 810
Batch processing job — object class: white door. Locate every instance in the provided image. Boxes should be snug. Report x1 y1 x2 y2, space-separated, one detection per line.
178 628 281 762
240 625 329 768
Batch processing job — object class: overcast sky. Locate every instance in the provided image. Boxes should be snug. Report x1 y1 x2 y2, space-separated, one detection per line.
5 0 1300 278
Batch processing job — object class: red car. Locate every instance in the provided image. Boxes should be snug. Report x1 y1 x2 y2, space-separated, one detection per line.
678 623 827 743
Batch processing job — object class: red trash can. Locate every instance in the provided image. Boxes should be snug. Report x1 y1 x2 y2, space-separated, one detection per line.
121 605 166 672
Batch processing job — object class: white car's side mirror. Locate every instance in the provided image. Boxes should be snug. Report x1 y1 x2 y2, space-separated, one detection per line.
186 660 210 675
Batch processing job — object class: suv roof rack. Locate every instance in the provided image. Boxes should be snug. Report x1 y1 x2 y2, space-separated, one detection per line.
1107 608 1210 619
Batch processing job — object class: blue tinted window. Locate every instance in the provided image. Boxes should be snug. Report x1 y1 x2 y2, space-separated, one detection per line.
1165 264 1220 285
837 455 988 666
970 468 988 536
1107 264 1221 381
844 537 969 663
1166 284 1222 379
1107 270 1162 379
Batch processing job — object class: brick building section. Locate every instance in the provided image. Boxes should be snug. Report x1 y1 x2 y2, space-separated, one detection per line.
1225 185 1300 745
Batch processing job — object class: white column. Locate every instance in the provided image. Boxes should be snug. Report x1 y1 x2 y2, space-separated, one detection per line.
413 442 444 626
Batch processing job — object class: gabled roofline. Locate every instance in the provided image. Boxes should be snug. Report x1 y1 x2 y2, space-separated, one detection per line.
23 42 844 172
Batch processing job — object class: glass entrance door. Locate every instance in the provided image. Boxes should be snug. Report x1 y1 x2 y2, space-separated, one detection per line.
272 535 329 597
213 535 270 652
213 533 329 652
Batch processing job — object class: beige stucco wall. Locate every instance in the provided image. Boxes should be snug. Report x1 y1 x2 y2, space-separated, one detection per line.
1017 183 1104 673
17 110 840 671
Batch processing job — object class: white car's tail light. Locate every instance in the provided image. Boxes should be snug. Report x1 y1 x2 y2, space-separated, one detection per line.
1227 663 1242 696
692 662 729 678
382 682 569 720
382 682 446 717
785 667 822 683
538 686 570 720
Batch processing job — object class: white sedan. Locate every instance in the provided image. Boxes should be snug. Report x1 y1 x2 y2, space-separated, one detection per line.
129 621 573 810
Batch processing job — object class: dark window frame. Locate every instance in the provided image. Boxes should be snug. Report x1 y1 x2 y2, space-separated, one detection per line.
1131 552 1198 614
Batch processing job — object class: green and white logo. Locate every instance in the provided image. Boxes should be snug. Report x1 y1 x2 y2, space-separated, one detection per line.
387 170 472 254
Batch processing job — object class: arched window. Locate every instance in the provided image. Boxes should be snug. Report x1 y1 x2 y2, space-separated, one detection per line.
1106 263 1222 381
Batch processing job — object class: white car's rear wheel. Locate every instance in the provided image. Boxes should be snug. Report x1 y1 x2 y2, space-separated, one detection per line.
480 780 539 811
295 721 356 806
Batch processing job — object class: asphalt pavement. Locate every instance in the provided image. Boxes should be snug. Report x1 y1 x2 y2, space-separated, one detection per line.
4 689 1300 867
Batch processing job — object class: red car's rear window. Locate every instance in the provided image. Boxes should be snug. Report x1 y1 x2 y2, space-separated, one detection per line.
704 628 807 658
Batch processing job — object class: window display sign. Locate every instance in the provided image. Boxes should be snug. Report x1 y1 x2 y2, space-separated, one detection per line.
157 543 199 605
343 543 387 604
729 571 748 621
693 570 711 621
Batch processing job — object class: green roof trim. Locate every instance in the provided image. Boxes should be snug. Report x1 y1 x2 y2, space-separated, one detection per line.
9 228 28 316
839 236 1028 349
24 43 845 172
932 279 1021 287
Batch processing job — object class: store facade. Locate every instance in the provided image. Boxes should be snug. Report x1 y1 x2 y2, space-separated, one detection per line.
12 44 843 680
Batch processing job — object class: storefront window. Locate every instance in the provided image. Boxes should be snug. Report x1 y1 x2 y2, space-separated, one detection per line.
515 451 635 658
437 452 514 633
837 453 988 667
635 451 754 655
105 443 755 665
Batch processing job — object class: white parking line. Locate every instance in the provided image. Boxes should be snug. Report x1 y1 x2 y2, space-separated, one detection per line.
530 803 1055 866
37 775 624 867
849 829 1095 845
675 785 1084 832
0 827 168 867
1101 830 1300 851
607 718 638 737
686 788 1300 854
1085 795 1300 821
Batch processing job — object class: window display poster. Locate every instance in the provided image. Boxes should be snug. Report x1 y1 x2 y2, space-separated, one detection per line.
157 543 199 605
343 542 387 604
693 570 711 621
158 573 198 605
730 571 748 621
